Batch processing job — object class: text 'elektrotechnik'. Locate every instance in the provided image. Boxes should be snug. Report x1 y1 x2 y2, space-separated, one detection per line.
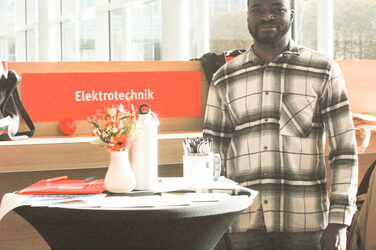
75 89 155 102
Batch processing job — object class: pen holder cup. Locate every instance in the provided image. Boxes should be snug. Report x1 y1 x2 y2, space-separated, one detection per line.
183 153 221 188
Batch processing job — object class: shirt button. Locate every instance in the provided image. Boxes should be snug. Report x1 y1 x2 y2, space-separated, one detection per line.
263 200 268 205
265 91 270 95
264 146 268 150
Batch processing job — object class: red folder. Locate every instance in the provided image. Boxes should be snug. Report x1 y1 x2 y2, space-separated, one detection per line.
18 176 105 195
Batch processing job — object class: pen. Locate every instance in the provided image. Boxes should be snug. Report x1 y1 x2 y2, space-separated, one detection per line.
45 176 68 183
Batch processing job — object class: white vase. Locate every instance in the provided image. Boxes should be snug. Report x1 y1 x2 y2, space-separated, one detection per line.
105 150 136 193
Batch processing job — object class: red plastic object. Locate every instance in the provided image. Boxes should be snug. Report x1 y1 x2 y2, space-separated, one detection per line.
59 118 76 135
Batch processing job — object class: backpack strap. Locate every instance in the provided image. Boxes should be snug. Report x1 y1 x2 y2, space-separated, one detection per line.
0 72 16 114
357 160 376 196
11 87 35 137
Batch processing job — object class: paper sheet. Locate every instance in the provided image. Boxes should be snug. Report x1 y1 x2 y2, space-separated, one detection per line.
0 193 31 220
26 194 106 207
101 195 191 208
101 193 230 208
0 193 106 220
0 177 258 218
155 177 258 200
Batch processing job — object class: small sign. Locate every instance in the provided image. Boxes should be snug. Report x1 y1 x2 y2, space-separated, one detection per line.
21 71 202 121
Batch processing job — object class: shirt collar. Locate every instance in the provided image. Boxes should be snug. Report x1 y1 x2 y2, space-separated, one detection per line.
242 39 300 66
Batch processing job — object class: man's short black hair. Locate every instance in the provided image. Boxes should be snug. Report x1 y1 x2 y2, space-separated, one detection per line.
247 0 293 9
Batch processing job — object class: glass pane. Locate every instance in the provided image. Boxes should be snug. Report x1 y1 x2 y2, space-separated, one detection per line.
110 0 162 61
209 0 250 54
0 0 16 61
62 0 77 15
210 0 230 13
294 0 317 51
62 21 77 61
210 0 246 13
26 29 39 61
53 0 61 17
230 0 247 11
188 0 197 59
0 0 15 30
26 0 38 24
79 0 94 10
333 0 376 59
62 18 96 61
79 18 96 61
0 37 16 61
62 0 108 15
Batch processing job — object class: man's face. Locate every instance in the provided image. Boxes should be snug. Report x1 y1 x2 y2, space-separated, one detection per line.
247 0 294 46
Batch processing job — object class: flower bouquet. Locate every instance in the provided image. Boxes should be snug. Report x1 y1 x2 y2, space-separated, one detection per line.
87 104 136 151
87 104 137 193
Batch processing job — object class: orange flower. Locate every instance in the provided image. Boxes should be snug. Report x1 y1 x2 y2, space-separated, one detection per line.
109 134 133 151
88 104 136 152
0 130 8 135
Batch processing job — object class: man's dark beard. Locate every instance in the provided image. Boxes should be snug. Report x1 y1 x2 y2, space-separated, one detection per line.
248 21 291 47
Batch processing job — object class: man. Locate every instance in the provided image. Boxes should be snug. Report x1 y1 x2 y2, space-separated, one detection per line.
203 0 358 249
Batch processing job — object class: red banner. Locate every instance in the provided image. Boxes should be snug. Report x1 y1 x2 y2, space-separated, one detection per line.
1 61 6 73
21 71 202 122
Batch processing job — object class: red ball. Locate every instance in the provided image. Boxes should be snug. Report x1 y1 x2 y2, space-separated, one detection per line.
59 119 77 135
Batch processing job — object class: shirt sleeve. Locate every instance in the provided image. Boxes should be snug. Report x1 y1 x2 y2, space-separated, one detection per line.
203 82 234 176
320 61 358 226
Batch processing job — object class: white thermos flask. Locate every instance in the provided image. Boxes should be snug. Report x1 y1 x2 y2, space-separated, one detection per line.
132 104 159 190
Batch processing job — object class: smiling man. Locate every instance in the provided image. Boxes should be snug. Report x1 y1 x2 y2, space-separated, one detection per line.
204 0 358 249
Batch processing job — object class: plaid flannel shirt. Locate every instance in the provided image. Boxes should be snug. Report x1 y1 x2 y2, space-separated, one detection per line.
203 40 358 232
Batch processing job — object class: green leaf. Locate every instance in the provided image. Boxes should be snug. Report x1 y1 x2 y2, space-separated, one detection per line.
121 123 135 135
119 112 132 119
90 120 101 129
91 139 108 147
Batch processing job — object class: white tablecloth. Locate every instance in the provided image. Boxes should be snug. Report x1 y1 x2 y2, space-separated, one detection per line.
0 177 257 221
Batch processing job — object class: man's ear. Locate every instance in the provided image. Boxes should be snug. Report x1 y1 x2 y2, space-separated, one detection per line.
290 9 295 24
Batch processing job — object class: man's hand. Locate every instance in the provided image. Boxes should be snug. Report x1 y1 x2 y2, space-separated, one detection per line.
321 223 347 250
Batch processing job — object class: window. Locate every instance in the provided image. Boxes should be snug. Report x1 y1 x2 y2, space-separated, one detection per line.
62 18 97 61
294 0 317 51
26 29 39 62
26 0 39 62
26 0 38 24
61 1 106 61
0 0 16 61
209 0 247 14
61 21 77 61
295 0 376 60
208 0 250 54
333 0 376 59
2 0 376 62
61 0 96 15
110 0 162 61
188 0 198 59
79 19 96 61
